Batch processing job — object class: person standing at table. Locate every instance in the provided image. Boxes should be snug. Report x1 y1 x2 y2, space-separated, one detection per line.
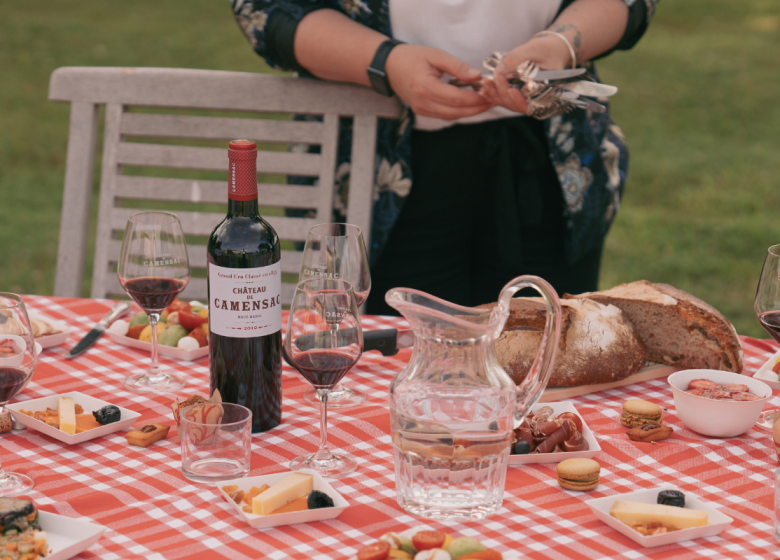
231 0 657 315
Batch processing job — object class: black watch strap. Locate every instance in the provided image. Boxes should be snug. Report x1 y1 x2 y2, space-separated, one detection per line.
367 39 404 97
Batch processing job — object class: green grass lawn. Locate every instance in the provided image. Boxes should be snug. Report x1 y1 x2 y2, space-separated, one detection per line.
1 0 778 337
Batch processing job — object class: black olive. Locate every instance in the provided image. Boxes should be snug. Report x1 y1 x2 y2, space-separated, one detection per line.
307 490 334 509
512 441 531 455
657 490 685 508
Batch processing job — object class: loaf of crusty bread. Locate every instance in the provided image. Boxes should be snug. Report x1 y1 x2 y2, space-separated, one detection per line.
567 280 743 373
481 297 648 387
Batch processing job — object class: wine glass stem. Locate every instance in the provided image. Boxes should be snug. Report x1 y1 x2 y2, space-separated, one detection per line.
149 312 161 378
328 327 345 394
314 389 333 461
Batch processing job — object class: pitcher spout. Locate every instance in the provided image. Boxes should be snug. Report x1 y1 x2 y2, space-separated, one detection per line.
385 288 508 343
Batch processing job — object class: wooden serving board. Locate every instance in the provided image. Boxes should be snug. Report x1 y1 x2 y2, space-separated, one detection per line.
539 362 681 402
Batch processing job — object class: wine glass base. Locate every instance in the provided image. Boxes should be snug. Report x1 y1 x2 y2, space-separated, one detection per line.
123 371 186 394
303 386 366 409
289 452 357 478
0 473 33 497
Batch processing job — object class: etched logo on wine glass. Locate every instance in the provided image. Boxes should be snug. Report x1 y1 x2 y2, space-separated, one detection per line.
307 290 351 327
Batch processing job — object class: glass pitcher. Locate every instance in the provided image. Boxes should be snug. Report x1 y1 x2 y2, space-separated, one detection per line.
386 276 562 521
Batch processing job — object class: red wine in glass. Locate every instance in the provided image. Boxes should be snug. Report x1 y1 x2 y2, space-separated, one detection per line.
123 277 186 311
758 311 780 345
755 245 780 346
288 349 359 389
0 368 30 404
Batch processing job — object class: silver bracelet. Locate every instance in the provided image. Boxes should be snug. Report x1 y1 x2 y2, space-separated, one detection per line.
533 31 577 69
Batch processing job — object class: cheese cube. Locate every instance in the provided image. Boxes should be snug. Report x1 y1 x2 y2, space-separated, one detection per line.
609 500 708 530
58 397 77 435
253 473 313 515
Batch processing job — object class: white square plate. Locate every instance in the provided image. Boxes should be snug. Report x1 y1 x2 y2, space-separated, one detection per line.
508 401 600 465
106 331 208 361
753 348 780 390
217 471 349 530
585 484 733 548
28 312 73 349
7 391 141 445
39 510 106 560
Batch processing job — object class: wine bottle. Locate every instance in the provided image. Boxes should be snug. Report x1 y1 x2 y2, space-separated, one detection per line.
207 139 282 433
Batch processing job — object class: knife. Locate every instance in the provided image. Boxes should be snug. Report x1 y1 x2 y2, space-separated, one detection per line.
293 328 414 356
65 301 132 358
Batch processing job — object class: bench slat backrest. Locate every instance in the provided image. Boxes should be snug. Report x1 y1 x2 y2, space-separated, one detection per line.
49 67 400 304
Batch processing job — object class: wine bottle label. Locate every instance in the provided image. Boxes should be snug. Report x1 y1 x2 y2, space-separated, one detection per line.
208 262 282 338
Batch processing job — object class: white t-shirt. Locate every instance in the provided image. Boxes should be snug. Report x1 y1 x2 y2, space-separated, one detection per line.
389 0 563 130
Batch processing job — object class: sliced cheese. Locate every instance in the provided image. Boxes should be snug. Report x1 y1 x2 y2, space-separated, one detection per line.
253 473 313 515
58 396 76 435
75 414 102 433
271 496 309 514
609 500 708 530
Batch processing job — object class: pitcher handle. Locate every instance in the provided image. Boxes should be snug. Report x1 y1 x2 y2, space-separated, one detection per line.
496 275 562 422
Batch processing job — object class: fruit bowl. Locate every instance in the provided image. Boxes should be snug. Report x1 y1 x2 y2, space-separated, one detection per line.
668 369 771 437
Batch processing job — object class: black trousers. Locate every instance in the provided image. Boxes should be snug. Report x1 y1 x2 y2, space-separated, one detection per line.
366 117 603 316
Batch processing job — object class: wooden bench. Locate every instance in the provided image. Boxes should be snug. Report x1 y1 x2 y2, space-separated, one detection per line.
48 67 401 303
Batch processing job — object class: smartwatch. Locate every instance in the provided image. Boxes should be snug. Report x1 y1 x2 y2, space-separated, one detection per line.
367 39 405 97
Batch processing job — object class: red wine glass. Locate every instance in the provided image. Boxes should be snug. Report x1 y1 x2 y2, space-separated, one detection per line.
755 244 780 428
118 212 190 393
0 293 37 495
300 224 370 409
285 279 363 477
756 244 780 344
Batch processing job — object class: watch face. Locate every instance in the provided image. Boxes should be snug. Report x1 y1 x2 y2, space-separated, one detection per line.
368 67 391 97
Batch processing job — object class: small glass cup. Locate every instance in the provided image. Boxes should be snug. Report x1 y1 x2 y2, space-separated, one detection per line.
180 403 252 482
775 467 780 540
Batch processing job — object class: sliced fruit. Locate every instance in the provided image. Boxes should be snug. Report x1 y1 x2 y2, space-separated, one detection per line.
442 534 454 550
126 325 146 340
447 537 486 559
179 310 207 331
159 325 188 347
413 531 447 551
166 300 191 314
357 542 391 560
187 327 208 348
197 309 208 319
128 312 149 327
138 323 165 343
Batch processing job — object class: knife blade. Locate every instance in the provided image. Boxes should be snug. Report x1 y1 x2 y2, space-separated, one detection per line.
558 81 618 98
293 328 414 356
65 301 132 358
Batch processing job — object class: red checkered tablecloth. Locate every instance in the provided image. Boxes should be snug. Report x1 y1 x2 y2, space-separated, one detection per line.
3 296 780 559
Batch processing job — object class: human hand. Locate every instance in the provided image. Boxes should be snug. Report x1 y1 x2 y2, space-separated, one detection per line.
479 35 572 114
385 45 492 120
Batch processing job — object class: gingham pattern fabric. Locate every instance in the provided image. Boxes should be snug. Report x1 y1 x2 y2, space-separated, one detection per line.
4 296 779 560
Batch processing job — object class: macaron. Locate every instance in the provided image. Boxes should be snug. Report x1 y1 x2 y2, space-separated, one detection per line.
557 458 600 491
620 399 663 428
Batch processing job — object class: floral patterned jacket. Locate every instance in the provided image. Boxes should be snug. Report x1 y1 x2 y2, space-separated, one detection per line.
230 0 659 266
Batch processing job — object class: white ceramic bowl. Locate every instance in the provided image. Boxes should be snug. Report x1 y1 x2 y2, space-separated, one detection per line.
668 369 771 437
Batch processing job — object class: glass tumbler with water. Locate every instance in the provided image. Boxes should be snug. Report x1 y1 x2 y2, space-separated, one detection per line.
386 276 562 521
